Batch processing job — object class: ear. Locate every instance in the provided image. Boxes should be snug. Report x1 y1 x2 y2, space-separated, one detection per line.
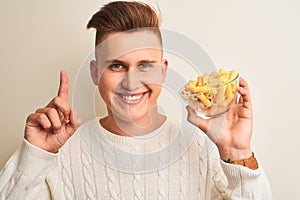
161 59 168 82
90 60 99 85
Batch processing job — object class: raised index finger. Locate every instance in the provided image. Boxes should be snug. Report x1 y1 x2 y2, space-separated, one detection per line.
58 70 68 101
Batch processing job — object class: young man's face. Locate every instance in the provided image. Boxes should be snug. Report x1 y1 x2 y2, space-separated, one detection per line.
90 30 168 126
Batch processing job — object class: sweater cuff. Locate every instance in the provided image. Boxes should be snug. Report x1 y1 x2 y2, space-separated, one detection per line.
220 159 262 190
17 139 59 176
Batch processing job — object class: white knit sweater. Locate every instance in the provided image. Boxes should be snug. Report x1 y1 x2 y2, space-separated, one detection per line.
0 117 271 199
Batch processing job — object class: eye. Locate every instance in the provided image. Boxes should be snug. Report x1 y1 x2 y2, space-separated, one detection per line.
138 63 151 71
110 64 125 71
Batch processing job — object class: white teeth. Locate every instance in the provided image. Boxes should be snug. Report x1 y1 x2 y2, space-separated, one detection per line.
122 94 143 101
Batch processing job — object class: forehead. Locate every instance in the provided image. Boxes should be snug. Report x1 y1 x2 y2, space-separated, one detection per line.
96 31 162 62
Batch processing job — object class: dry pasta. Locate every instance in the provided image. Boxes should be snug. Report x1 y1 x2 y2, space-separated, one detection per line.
180 68 239 114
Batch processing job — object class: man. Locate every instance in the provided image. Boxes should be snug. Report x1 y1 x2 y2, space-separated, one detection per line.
0 1 271 199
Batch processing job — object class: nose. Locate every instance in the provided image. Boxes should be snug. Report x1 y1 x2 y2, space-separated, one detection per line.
121 69 142 91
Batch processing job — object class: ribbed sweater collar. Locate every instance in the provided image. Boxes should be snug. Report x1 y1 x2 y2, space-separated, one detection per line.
94 117 170 144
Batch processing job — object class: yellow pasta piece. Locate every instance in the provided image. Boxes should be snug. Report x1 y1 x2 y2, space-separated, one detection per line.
226 95 233 106
206 77 223 87
222 71 229 78
215 87 226 103
196 76 203 86
203 72 209 85
188 80 197 86
221 72 229 83
205 92 211 99
231 82 237 93
208 87 217 95
191 94 198 101
209 71 218 79
225 84 233 99
194 86 209 93
218 68 224 75
180 89 190 100
222 77 228 84
197 93 212 107
187 83 196 92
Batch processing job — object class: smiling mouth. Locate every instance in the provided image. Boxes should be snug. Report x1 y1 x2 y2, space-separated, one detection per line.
115 91 149 104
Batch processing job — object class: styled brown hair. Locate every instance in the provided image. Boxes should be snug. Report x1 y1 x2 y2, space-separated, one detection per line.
87 1 162 46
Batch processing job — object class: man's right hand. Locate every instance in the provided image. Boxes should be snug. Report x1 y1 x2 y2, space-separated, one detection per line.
25 70 82 153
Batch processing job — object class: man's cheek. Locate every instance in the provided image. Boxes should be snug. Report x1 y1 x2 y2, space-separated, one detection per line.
140 74 165 85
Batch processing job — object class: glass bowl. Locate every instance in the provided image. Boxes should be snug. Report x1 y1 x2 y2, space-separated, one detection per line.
180 70 239 119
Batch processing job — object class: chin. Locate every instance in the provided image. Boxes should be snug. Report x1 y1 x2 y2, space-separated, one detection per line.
112 107 150 125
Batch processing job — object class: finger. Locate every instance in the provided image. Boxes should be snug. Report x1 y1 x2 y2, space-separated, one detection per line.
238 78 252 110
26 113 51 130
238 85 251 103
238 93 244 104
238 77 251 102
239 76 249 87
47 96 71 120
58 110 65 122
69 109 82 129
238 89 252 110
57 70 69 101
239 77 250 94
36 108 62 133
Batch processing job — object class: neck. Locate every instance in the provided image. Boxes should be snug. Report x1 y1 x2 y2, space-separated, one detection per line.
100 108 166 137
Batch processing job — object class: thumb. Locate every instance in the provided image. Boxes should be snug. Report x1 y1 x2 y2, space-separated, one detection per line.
186 107 226 144
186 106 209 133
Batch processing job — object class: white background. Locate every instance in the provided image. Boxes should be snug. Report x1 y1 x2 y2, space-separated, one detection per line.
0 0 299 199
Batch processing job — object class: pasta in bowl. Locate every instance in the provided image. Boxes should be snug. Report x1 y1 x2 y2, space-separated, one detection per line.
180 68 239 119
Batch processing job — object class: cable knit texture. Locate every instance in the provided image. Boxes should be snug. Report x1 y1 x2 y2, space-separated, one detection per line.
80 143 97 199
61 142 75 200
0 117 272 200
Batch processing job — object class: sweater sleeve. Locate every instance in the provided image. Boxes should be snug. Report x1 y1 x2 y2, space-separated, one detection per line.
0 139 58 200
211 156 272 200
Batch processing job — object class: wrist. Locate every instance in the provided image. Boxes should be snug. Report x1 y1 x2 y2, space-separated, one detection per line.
218 146 252 161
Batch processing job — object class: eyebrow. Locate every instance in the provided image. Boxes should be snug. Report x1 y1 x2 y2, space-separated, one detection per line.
104 59 123 65
103 59 158 65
